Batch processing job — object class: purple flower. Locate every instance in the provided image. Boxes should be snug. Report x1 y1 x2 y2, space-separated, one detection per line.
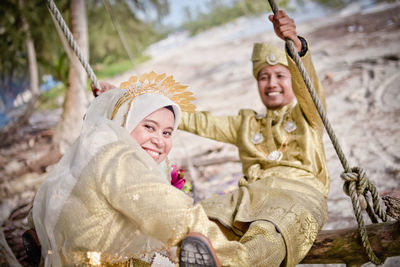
171 165 186 190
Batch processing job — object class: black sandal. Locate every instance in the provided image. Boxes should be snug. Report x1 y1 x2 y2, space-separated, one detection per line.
179 232 220 267
22 229 41 267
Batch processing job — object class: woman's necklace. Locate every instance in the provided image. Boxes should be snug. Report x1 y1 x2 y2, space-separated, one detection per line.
251 108 297 162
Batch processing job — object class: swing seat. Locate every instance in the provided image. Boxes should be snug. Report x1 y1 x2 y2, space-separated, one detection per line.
301 221 400 266
302 192 400 266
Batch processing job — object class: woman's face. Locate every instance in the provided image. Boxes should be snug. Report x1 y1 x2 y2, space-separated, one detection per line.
130 107 175 164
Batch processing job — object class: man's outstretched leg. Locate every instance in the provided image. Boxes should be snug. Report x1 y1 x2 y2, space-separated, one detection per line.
240 221 286 267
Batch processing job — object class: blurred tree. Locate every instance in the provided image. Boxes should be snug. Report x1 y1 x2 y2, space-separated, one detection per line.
19 0 39 97
0 0 68 147
0 0 68 111
0 0 31 109
53 0 89 153
88 0 169 70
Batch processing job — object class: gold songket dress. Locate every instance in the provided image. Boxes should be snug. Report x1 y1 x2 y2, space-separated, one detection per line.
32 85 249 266
179 49 330 266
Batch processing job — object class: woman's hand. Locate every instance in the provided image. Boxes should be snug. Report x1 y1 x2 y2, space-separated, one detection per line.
268 10 302 52
91 81 116 97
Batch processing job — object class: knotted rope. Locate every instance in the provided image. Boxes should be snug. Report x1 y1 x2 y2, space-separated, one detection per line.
46 0 100 90
267 0 387 264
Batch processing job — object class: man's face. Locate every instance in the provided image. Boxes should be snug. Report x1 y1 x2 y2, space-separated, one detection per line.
130 108 174 164
257 64 294 109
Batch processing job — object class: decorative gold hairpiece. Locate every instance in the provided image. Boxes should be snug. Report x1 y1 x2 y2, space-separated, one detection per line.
111 71 196 120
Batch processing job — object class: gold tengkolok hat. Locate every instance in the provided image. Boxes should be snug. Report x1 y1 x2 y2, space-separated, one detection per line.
251 43 288 79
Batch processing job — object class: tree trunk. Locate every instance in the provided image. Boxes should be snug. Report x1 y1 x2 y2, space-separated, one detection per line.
53 0 89 153
19 0 39 97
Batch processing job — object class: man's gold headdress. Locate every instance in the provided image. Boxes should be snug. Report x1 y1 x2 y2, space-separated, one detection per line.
251 43 288 79
111 71 196 120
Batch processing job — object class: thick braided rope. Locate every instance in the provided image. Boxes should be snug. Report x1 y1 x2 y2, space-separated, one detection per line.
267 0 387 264
341 168 388 265
46 0 100 89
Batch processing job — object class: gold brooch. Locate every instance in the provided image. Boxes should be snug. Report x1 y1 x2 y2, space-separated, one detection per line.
266 53 278 65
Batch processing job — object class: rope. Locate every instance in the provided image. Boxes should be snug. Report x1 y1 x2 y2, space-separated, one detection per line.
266 0 388 265
49 9 88 93
46 0 100 90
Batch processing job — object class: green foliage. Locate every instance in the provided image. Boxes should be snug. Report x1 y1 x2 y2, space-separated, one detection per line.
299 0 346 8
96 55 150 79
0 0 68 98
38 82 66 110
294 0 392 10
182 0 273 36
96 60 133 79
0 0 31 94
53 53 69 83
87 0 170 73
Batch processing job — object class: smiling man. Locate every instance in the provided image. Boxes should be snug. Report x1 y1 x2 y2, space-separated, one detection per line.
179 10 330 267
256 60 295 109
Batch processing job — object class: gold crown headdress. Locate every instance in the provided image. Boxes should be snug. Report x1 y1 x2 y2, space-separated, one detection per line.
111 71 196 120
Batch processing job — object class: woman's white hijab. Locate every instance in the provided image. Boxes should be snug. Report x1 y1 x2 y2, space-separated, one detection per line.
86 88 181 133
32 88 181 267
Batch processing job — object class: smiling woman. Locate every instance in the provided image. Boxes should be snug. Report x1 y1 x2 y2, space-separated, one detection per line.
31 72 249 266
130 107 175 163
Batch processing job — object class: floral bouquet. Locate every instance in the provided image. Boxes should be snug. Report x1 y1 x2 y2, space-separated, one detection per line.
171 165 192 194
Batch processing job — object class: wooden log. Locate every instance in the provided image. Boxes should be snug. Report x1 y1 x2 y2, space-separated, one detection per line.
382 194 400 221
0 228 22 267
301 221 400 266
